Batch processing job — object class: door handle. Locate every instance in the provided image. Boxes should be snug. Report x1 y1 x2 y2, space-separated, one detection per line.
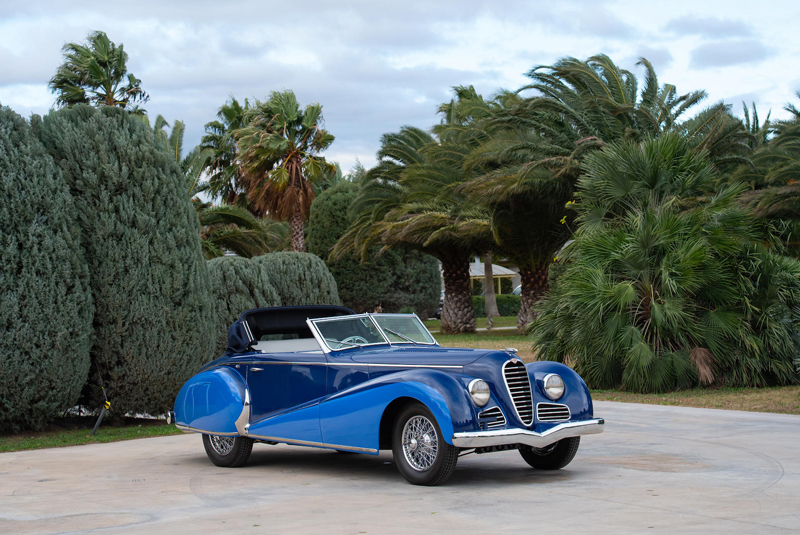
251 367 263 372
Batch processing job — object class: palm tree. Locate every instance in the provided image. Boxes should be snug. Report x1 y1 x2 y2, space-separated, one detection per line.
200 96 252 204
532 134 800 392
462 54 725 330
188 178 288 259
334 103 494 333
150 115 211 192
48 31 148 111
235 91 335 252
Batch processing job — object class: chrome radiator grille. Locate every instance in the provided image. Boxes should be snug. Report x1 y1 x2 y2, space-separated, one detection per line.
502 359 533 425
537 403 571 422
478 407 506 429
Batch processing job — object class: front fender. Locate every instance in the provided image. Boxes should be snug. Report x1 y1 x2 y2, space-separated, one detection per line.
173 366 247 436
526 361 593 421
319 369 475 451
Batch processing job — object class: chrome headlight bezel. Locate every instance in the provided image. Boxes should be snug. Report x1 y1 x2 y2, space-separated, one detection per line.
468 378 491 407
543 373 565 400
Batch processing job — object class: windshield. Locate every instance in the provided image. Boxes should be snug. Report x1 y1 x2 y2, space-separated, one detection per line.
312 315 386 350
372 315 436 344
309 314 437 351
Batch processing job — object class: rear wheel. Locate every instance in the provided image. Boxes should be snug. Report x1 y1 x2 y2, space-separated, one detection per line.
392 403 459 486
202 434 254 467
519 437 580 470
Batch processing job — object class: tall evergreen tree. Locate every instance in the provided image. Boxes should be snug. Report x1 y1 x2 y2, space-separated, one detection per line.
308 181 440 317
0 106 93 430
252 252 340 306
207 257 282 356
36 105 216 416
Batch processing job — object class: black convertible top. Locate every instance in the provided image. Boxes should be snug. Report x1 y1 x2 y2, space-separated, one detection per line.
226 305 354 354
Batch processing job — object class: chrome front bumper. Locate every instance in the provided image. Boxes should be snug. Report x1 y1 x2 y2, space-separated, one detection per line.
451 418 604 449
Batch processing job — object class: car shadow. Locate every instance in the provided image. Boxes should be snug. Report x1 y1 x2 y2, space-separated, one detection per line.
236 446 576 486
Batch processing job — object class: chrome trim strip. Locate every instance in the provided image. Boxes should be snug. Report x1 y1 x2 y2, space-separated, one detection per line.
208 361 463 369
452 418 604 449
247 433 378 453
234 388 251 436
357 363 462 369
175 424 240 437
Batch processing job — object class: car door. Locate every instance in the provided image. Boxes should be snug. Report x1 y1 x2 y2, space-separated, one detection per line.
245 352 328 443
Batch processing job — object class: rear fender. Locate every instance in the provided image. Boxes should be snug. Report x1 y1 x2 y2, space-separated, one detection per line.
173 366 248 436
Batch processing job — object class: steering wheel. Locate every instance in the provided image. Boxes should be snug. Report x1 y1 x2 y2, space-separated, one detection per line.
342 336 368 345
324 336 368 349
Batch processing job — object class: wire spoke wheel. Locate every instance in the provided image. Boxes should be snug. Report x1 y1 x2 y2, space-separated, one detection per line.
209 435 235 456
392 403 459 485
402 415 439 471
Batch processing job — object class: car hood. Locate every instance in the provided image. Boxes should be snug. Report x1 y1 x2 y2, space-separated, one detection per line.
348 345 495 366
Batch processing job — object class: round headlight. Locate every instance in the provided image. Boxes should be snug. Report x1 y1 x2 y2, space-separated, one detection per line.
543 374 565 400
468 379 491 407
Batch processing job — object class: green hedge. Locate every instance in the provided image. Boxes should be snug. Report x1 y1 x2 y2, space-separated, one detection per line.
252 251 340 306
307 182 440 318
472 295 521 317
0 106 93 431
36 105 216 417
207 257 282 356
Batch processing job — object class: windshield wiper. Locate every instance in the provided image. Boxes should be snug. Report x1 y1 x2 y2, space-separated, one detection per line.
383 328 419 345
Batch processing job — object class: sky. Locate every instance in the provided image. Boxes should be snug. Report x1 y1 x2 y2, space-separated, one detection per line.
1 0 798 173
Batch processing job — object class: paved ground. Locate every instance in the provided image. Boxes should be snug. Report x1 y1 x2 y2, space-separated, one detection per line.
1 401 799 534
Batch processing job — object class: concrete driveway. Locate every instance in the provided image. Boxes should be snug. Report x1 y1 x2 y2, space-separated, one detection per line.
1 401 798 534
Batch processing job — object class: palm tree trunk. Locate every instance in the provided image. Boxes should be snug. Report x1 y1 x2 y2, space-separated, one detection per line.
290 205 306 252
440 254 476 334
483 252 499 328
517 264 549 333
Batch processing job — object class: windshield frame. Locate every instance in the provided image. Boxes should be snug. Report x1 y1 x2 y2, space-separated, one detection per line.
369 313 438 346
306 313 438 353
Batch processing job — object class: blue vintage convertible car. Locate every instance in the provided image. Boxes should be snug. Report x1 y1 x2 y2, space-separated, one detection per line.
168 306 604 485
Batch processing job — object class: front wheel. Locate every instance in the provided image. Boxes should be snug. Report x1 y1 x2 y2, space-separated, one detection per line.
392 403 459 486
202 434 254 467
519 437 580 470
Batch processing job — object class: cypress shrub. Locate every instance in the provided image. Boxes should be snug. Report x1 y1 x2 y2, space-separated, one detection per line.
472 295 521 317
0 106 93 431
307 182 440 317
36 105 215 416
252 251 340 306
207 257 282 355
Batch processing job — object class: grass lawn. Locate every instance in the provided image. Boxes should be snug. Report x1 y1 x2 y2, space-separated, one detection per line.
593 386 800 415
0 420 182 453
436 331 534 360
424 316 519 330
434 328 800 416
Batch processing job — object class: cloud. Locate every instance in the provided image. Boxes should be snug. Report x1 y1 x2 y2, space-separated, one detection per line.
633 46 673 71
690 39 774 68
664 16 753 38
1 1 795 173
